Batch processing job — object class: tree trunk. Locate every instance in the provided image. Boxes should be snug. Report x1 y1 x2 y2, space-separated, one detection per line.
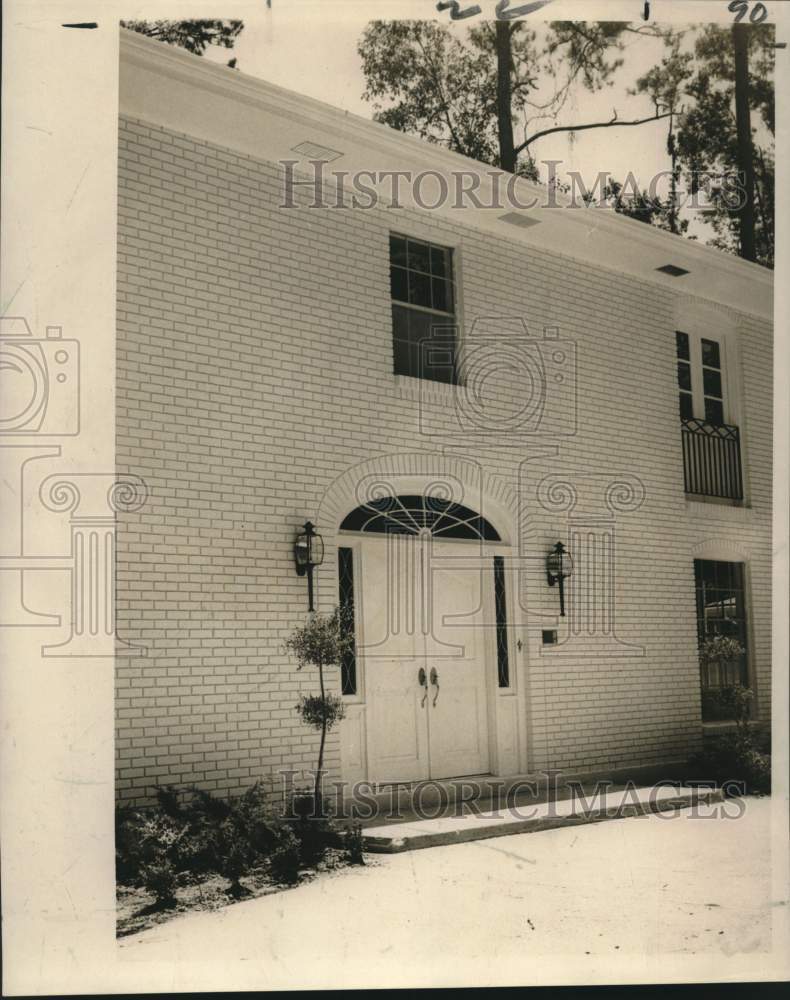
732 24 756 262
315 658 326 815
667 115 679 235
495 21 516 174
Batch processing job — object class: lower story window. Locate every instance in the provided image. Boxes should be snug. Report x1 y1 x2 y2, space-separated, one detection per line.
694 558 749 721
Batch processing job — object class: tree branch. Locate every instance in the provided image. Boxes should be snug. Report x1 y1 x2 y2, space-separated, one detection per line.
515 109 673 155
415 33 463 152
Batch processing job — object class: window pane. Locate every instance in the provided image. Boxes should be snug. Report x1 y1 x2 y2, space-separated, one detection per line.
430 245 449 278
393 307 456 383
392 305 413 376
703 367 722 398
677 361 692 391
418 316 456 384
679 392 693 420
705 397 724 425
701 338 721 369
390 266 408 303
407 239 431 274
423 342 456 384
408 269 432 308
676 331 690 360
393 336 416 378
431 276 453 314
389 234 408 267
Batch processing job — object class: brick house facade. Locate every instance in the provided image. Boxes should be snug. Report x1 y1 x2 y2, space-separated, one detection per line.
115 31 773 805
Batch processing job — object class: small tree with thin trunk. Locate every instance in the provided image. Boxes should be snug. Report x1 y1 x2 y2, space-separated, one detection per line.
285 607 353 815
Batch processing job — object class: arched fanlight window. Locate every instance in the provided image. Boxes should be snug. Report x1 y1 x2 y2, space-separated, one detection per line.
339 493 500 541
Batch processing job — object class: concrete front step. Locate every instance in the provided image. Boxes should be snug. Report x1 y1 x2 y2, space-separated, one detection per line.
362 785 724 853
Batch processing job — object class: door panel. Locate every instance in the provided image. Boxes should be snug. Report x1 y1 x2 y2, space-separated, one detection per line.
362 536 429 783
425 547 491 778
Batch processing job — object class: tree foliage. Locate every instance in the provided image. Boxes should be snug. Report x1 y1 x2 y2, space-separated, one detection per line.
359 20 666 180
359 19 774 265
592 179 691 237
633 23 774 266
121 19 244 68
284 606 352 672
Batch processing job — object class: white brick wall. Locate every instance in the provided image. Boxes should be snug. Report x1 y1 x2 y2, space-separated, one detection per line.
116 116 772 805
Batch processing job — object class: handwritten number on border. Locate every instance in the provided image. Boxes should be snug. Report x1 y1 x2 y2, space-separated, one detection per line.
437 0 555 21
436 1 481 20
728 1 768 23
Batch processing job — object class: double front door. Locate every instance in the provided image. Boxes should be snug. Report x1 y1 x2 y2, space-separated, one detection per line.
358 534 492 783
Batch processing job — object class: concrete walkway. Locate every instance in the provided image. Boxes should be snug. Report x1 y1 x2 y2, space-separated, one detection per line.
362 784 723 852
118 797 781 990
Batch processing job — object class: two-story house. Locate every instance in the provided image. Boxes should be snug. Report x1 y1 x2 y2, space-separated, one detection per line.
115 30 773 806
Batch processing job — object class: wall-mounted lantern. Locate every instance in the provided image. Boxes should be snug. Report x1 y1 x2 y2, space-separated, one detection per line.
294 521 324 612
546 540 573 617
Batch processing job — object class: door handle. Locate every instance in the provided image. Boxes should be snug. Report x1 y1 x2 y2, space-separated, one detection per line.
418 666 428 707
430 667 440 706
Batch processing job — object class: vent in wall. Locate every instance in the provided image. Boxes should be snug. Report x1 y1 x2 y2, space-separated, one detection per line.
498 212 541 229
655 263 690 277
290 140 343 162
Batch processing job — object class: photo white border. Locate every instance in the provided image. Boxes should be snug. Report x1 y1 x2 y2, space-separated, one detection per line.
1 0 787 992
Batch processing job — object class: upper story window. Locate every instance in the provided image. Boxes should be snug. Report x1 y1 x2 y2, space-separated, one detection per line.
676 330 726 425
390 233 457 384
676 329 743 501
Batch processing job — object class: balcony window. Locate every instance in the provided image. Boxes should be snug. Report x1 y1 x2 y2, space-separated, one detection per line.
676 330 743 501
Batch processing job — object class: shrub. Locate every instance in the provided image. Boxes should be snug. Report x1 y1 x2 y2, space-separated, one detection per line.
344 823 366 866
269 824 302 884
694 733 771 794
116 810 188 907
117 782 283 897
294 816 334 866
688 683 771 795
117 781 370 898
180 782 277 894
141 859 178 908
115 805 144 885
232 782 278 855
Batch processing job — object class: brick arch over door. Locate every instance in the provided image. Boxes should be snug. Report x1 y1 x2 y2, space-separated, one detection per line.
311 452 519 612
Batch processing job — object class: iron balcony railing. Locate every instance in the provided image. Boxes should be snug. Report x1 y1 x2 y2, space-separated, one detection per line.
681 418 743 501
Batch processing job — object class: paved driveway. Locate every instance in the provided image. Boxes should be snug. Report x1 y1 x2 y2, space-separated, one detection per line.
119 797 785 989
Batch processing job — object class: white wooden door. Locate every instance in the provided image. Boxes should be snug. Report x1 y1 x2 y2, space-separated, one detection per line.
424 543 491 779
361 535 430 783
360 535 491 783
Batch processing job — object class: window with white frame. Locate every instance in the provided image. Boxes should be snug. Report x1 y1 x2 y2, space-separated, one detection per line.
694 558 749 721
390 233 457 383
676 330 728 426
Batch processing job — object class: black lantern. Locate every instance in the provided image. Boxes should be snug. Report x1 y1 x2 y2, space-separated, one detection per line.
294 521 324 612
546 540 573 617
